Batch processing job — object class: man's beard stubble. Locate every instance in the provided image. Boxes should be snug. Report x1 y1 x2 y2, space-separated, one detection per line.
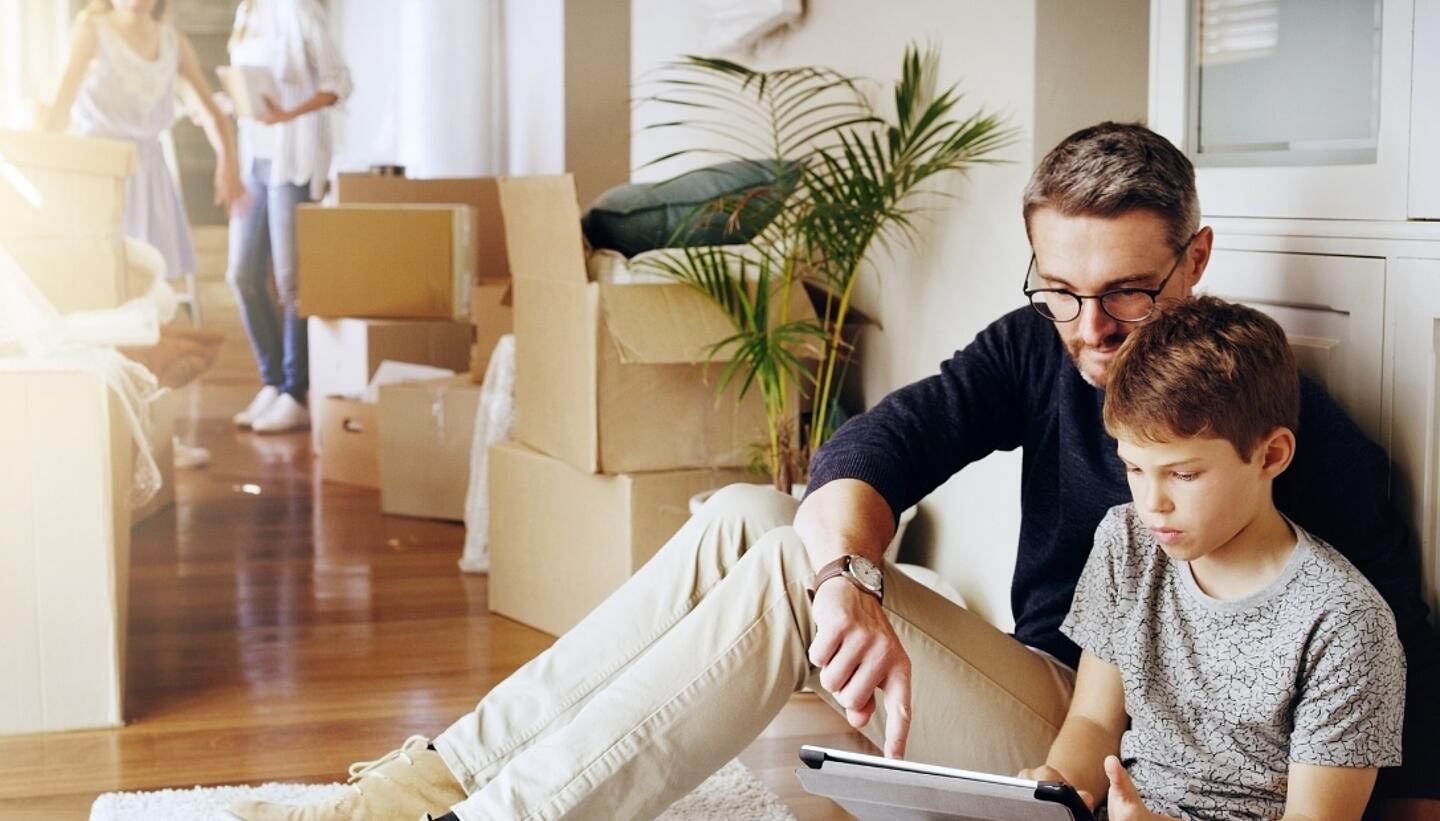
1066 331 1128 389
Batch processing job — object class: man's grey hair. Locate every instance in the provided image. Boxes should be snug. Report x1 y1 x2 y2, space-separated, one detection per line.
1023 122 1199 252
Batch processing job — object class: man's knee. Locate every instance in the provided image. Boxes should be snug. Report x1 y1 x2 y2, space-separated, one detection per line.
696 483 799 533
744 526 814 582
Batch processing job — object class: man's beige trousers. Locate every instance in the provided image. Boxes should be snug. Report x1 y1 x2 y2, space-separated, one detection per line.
434 484 1076 820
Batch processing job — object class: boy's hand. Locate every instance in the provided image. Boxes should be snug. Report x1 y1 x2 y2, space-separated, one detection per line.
1018 765 1097 809
807 579 911 759
1105 756 1181 821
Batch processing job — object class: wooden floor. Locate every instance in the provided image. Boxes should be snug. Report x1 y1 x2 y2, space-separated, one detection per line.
0 380 871 820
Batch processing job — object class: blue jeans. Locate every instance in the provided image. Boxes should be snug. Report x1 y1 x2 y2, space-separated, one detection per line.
227 158 313 400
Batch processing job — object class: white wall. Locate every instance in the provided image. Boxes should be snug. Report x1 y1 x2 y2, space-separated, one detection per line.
632 0 1148 628
505 0 565 177
331 0 621 198
331 0 536 178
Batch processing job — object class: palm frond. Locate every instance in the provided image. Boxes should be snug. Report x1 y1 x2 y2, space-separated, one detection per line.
635 42 1017 481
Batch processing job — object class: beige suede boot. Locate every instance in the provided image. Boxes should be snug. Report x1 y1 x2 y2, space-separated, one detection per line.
225 735 467 821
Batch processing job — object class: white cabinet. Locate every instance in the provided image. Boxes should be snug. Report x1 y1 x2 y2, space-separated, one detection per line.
1384 258 1440 621
1149 0 1431 220
1152 0 1440 623
1197 249 1386 441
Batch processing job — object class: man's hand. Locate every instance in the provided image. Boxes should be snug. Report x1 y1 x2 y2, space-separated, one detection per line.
807 578 911 759
1018 764 1096 809
1105 756 1179 821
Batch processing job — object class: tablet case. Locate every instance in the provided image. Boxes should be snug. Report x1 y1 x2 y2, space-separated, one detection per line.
795 746 1094 821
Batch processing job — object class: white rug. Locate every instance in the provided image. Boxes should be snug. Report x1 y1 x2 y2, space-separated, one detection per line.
90 759 796 821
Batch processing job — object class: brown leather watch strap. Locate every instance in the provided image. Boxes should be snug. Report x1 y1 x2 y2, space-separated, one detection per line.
807 556 882 603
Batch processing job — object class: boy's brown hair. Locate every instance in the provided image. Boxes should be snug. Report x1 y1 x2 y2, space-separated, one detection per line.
1103 295 1299 460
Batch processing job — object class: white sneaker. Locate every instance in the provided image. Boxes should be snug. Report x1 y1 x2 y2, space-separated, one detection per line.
251 392 310 434
233 385 281 428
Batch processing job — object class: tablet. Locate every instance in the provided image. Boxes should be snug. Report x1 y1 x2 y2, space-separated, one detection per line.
795 745 1094 821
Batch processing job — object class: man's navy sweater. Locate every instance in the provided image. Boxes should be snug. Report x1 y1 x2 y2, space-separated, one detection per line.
807 307 1437 674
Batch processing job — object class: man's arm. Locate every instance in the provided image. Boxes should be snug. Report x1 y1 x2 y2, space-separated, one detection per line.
794 312 1046 758
793 479 911 757
1019 650 1128 807
806 309 1040 517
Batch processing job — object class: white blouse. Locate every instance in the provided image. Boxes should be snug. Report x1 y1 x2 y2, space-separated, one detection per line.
229 0 352 200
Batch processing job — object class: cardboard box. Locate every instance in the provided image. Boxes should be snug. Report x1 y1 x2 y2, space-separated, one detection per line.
0 129 137 313
487 441 750 636
378 375 482 520
470 278 513 383
296 204 473 320
0 369 134 734
336 173 510 283
308 316 473 400
131 388 178 526
314 396 380 488
498 175 810 474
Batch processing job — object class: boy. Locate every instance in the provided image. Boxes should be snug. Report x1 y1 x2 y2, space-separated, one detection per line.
1021 296 1406 820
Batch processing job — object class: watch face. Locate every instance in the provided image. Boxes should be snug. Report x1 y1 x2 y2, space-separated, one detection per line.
849 556 883 591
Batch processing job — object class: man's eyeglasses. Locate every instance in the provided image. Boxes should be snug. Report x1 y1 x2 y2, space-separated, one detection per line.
1022 235 1197 324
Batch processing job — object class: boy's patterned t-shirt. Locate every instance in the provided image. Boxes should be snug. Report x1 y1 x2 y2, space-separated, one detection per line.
1062 504 1405 820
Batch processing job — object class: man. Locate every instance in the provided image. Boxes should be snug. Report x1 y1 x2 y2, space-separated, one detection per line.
231 123 1439 821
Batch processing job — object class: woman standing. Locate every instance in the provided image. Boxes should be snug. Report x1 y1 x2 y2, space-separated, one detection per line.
227 0 351 433
43 0 245 295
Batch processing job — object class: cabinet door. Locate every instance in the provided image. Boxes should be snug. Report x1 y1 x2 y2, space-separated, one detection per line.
1197 249 1385 441
1384 258 1440 624
1150 0 1414 220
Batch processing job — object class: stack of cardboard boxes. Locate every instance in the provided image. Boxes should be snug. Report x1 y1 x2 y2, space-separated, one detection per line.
486 174 814 636
0 129 144 733
299 174 513 520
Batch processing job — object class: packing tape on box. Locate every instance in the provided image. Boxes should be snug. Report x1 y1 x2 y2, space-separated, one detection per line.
0 239 175 509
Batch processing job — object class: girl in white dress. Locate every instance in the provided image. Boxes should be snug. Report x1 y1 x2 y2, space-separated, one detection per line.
224 0 351 434
43 0 245 469
42 0 245 282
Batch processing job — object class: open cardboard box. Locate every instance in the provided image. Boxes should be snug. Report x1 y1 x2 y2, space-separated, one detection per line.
0 368 134 734
296 204 473 320
487 440 750 636
335 173 510 283
0 129 136 313
498 174 813 474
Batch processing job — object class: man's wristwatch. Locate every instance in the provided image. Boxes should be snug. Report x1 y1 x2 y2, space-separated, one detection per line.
808 555 884 603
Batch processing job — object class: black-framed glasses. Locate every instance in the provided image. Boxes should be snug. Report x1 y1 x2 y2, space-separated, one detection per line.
1023 235 1197 324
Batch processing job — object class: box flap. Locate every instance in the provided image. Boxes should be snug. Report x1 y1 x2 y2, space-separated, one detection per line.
496 175 587 284
601 280 819 365
0 128 136 178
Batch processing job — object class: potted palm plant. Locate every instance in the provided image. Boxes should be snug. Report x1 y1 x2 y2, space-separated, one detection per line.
637 45 1016 494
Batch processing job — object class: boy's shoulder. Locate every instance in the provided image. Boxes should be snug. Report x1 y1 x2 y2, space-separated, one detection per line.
1095 503 1151 556
1089 503 1168 587
1288 528 1396 627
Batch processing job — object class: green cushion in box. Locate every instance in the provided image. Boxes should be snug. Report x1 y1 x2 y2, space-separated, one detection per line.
583 159 799 257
